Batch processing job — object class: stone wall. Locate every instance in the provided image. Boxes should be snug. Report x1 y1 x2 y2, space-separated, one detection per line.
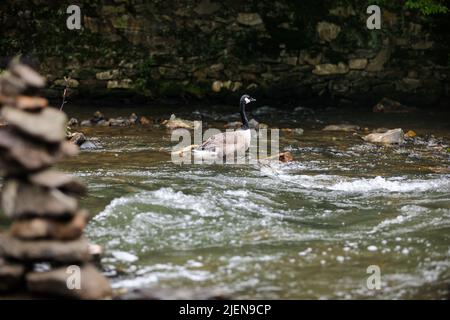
1 0 449 107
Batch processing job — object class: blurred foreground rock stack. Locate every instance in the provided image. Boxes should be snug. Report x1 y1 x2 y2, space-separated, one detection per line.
0 61 111 299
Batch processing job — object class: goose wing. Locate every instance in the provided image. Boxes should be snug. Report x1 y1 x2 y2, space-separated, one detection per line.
199 131 249 157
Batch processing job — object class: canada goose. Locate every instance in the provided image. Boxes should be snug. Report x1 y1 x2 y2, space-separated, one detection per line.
193 94 256 159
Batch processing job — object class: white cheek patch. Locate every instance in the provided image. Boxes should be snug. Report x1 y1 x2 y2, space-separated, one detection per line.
244 97 250 104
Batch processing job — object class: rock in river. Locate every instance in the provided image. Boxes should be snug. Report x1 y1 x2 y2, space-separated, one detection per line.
373 98 418 113
362 128 404 145
163 114 200 130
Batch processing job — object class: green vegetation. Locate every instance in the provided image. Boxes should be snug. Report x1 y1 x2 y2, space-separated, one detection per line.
405 0 448 15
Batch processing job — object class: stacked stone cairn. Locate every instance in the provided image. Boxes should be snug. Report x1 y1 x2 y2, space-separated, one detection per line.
0 61 111 299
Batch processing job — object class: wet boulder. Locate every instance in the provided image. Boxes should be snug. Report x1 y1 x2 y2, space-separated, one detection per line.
79 140 98 150
362 128 404 145
109 117 131 127
163 114 200 130
68 132 86 146
26 264 112 299
67 117 79 127
80 120 93 127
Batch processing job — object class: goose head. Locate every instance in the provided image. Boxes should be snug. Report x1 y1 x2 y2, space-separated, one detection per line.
240 94 256 105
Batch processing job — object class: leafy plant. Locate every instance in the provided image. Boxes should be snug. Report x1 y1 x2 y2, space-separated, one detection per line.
405 0 449 15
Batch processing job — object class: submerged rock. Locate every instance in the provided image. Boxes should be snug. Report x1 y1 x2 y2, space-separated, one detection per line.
373 98 418 113
79 140 98 150
27 264 112 299
323 124 360 132
362 128 404 145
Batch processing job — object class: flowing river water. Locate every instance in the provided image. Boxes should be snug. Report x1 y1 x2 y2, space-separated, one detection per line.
6 103 450 299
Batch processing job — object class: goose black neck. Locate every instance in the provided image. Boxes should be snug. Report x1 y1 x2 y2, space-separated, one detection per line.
240 100 249 130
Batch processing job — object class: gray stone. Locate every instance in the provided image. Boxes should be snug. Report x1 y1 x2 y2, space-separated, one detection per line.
10 63 45 88
27 264 111 299
69 132 87 146
54 78 79 88
237 13 263 26
366 47 391 72
163 114 200 130
1 179 78 218
107 79 132 89
362 128 404 145
15 96 49 110
349 58 368 70
29 169 86 196
0 233 91 263
209 63 224 72
80 141 98 150
0 258 25 292
10 210 89 240
194 0 220 15
0 128 79 173
313 63 349 75
412 41 433 50
95 69 120 80
1 106 67 143
317 21 341 42
68 118 79 126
